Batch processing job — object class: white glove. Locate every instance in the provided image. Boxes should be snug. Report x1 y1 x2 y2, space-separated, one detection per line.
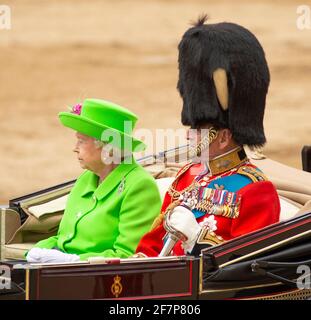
26 248 80 263
166 205 202 254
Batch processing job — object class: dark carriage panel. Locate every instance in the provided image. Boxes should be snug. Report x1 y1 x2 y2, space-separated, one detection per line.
1 257 199 300
201 212 311 269
200 212 311 299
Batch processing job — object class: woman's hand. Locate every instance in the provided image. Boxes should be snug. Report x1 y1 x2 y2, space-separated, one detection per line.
26 248 80 263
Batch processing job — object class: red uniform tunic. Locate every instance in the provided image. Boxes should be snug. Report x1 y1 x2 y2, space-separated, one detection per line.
136 158 280 257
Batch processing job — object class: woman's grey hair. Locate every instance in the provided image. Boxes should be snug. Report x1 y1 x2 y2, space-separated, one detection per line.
94 139 105 149
94 139 132 164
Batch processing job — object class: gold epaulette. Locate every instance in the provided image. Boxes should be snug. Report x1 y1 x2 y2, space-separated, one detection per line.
175 162 195 180
237 166 268 183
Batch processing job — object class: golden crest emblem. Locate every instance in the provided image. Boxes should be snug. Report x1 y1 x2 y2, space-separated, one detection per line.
111 275 123 298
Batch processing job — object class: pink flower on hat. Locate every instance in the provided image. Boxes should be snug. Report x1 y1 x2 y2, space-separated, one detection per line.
71 103 82 115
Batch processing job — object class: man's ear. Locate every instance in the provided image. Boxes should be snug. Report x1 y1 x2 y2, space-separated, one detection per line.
219 129 233 148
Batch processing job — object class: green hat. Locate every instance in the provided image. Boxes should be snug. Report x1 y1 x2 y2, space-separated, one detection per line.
59 98 146 152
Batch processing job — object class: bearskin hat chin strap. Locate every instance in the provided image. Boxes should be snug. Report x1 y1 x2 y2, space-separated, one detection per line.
188 127 219 159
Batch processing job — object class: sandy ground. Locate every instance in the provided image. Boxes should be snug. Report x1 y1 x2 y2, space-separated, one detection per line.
0 0 310 203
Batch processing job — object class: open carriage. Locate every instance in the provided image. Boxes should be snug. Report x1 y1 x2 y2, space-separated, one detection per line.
1 146 311 300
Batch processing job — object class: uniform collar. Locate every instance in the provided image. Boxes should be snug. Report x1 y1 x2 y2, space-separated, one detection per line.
80 156 138 200
208 146 248 175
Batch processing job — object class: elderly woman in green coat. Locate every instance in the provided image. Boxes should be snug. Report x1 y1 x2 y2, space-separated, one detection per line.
26 98 161 263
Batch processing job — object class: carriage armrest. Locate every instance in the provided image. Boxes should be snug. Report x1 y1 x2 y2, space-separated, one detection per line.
0 207 21 259
1 207 21 243
294 200 311 217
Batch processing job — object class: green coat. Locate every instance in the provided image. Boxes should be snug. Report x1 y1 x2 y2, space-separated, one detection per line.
35 158 162 260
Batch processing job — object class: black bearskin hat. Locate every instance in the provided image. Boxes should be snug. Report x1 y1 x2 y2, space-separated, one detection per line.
177 16 270 147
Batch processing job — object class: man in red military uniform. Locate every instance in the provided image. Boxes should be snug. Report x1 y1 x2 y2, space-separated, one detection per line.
135 16 280 257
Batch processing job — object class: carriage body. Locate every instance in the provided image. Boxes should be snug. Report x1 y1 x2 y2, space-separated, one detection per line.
1 146 311 300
